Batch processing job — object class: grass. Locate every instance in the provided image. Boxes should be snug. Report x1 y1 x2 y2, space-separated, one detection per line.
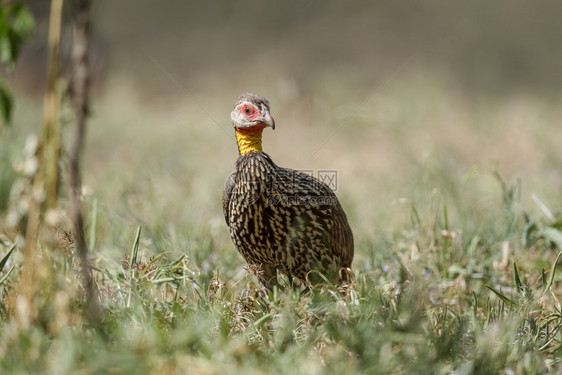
1 73 561 374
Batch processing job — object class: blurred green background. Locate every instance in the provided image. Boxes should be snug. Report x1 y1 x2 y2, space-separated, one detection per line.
5 0 562 267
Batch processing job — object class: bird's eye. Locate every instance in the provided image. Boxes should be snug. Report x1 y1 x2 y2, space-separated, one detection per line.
241 105 256 118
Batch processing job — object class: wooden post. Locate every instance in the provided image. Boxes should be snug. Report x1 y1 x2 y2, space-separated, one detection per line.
16 0 64 327
43 0 64 211
69 0 101 327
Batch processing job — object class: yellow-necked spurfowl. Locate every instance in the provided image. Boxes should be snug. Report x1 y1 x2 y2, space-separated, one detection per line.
223 93 354 289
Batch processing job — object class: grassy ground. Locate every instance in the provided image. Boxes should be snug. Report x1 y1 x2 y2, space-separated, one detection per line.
1 70 561 374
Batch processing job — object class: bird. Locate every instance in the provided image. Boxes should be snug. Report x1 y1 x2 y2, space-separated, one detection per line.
223 92 354 290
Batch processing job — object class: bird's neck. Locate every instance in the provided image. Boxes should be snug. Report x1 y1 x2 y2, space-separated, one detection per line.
236 128 264 156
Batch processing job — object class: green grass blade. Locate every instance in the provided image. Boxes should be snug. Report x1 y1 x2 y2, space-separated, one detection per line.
538 251 562 298
128 225 142 308
541 228 562 251
486 285 518 307
253 313 274 328
141 253 165 278
513 262 523 293
0 265 15 285
410 204 421 229
89 198 98 252
467 236 479 258
472 291 478 320
151 277 187 284
0 241 17 272
130 225 142 267
443 199 449 232
531 193 555 222
90 266 117 282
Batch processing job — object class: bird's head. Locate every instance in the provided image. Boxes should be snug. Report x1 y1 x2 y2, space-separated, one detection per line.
231 93 275 132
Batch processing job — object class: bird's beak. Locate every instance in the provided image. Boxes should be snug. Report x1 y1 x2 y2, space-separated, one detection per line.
258 110 275 130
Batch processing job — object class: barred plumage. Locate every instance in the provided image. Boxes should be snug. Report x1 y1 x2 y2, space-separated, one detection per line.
223 93 354 289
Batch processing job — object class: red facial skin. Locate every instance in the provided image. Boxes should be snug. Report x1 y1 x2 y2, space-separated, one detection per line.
241 104 259 120
237 104 267 133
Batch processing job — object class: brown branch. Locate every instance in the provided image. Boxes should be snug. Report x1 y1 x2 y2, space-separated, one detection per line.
43 0 64 210
69 0 101 328
16 0 65 328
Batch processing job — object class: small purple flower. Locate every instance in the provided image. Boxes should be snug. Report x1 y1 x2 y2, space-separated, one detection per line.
383 265 390 273
424 269 430 277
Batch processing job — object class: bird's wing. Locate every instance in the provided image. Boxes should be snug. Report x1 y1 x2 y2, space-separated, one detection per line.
277 169 354 264
223 172 236 226
311 178 354 265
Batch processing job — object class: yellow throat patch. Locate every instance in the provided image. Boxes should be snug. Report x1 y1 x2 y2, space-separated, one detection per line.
236 129 263 156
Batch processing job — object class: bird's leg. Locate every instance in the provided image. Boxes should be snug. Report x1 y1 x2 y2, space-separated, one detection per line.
242 263 282 298
256 264 283 293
